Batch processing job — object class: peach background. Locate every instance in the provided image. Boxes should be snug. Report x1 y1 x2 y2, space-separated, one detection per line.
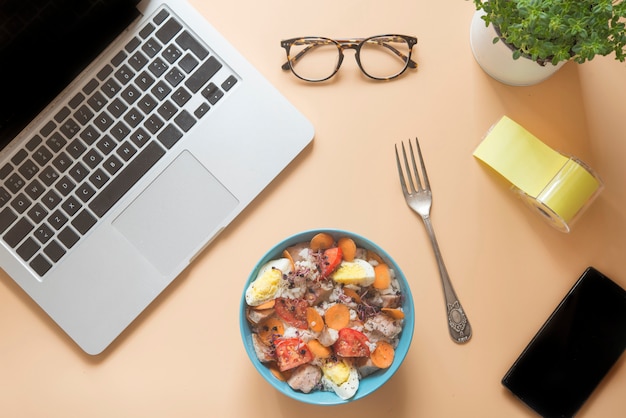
1 0 626 416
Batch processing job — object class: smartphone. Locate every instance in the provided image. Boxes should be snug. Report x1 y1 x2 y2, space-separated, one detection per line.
502 267 626 417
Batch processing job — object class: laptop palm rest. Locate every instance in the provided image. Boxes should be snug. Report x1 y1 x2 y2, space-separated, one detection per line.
112 150 238 275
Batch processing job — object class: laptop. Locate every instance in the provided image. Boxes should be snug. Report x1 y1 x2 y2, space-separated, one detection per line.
0 0 314 354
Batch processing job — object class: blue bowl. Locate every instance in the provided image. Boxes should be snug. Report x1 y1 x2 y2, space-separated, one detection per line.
239 229 415 405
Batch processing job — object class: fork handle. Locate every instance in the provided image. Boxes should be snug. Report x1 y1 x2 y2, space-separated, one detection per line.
422 216 472 344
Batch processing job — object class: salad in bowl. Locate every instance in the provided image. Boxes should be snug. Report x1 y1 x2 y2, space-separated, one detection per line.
240 229 415 404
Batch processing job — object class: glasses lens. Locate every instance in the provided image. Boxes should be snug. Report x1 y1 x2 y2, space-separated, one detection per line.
288 38 340 82
359 36 412 79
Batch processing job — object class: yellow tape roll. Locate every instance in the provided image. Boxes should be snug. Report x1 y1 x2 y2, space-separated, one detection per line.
474 116 603 232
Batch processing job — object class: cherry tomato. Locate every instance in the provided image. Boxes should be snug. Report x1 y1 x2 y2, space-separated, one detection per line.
274 297 309 329
274 338 314 371
320 247 342 277
333 328 371 357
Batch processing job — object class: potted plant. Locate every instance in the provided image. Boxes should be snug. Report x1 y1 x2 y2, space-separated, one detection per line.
469 0 626 86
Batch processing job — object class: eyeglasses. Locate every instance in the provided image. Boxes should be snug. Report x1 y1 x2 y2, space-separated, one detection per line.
281 35 418 82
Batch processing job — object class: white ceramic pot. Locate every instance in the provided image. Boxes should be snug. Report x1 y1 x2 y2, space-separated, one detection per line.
469 10 566 86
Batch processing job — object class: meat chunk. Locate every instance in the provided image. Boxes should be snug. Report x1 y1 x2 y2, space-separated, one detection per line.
251 334 274 363
317 327 339 347
287 364 322 393
364 313 402 340
246 307 275 325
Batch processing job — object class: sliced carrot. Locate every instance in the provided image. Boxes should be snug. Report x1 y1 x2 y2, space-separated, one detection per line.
324 303 351 330
282 249 295 271
307 339 332 359
373 263 391 289
269 362 287 381
310 232 334 251
258 317 284 345
306 307 324 332
253 300 275 310
371 341 395 369
381 307 405 319
342 287 361 304
366 250 384 264
338 237 357 261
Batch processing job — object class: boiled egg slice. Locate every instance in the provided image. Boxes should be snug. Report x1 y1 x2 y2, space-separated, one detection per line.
331 259 375 287
321 360 360 400
245 258 293 306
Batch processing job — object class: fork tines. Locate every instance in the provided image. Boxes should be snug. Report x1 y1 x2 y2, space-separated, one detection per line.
395 138 430 195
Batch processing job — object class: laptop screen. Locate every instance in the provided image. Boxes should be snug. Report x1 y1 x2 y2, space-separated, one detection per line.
0 0 140 151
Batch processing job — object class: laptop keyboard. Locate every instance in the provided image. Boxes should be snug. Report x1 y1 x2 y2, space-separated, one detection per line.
0 7 238 278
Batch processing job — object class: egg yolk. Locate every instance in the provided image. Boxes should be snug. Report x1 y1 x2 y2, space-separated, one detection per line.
323 361 351 386
249 268 282 301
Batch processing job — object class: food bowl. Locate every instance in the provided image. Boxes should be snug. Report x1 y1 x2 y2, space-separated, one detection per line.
239 229 415 405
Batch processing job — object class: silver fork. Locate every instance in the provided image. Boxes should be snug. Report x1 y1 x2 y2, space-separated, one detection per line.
395 138 472 343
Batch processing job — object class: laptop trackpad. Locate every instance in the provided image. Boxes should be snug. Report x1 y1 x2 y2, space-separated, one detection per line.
113 151 239 275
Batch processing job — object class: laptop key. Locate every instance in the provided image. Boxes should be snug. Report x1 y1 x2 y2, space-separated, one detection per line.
156 18 182 44
125 37 141 53
89 168 109 189
34 223 53 244
102 78 122 98
18 159 39 180
75 183 96 203
25 179 45 200
111 51 127 67
30 254 52 276
97 64 113 81
41 189 62 210
68 93 86 109
25 135 42 152
0 163 12 180
0 186 11 206
54 107 71 123
0 207 18 233
33 146 53 166
72 210 97 235
4 217 34 248
74 105 95 125
48 210 68 230
162 44 182 64
58 226 80 249
61 195 81 217
40 120 56 137
153 9 170 25
176 31 209 60
39 166 60 186
6 173 25 193
89 141 166 218
10 193 31 214
129 51 149 71
88 91 108 112
185 57 222 93
157 124 183 149
83 78 99 95
222 75 238 91
44 240 65 262
17 237 40 261
174 110 196 132
46 133 66 153
28 203 48 225
60 118 80 139
143 38 162 58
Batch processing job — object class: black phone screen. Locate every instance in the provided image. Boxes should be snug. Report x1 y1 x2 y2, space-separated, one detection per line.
502 267 626 418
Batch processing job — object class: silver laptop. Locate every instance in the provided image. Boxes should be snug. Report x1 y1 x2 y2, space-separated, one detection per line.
0 0 313 354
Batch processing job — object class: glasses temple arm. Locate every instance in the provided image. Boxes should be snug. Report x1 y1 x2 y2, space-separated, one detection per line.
380 42 418 69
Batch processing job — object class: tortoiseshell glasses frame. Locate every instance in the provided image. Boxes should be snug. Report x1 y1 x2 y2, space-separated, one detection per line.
281 35 418 82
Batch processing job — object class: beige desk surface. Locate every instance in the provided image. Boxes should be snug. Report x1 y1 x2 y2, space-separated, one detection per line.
2 1 626 417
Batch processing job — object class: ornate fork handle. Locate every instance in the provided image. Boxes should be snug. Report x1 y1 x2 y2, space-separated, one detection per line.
422 214 472 343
